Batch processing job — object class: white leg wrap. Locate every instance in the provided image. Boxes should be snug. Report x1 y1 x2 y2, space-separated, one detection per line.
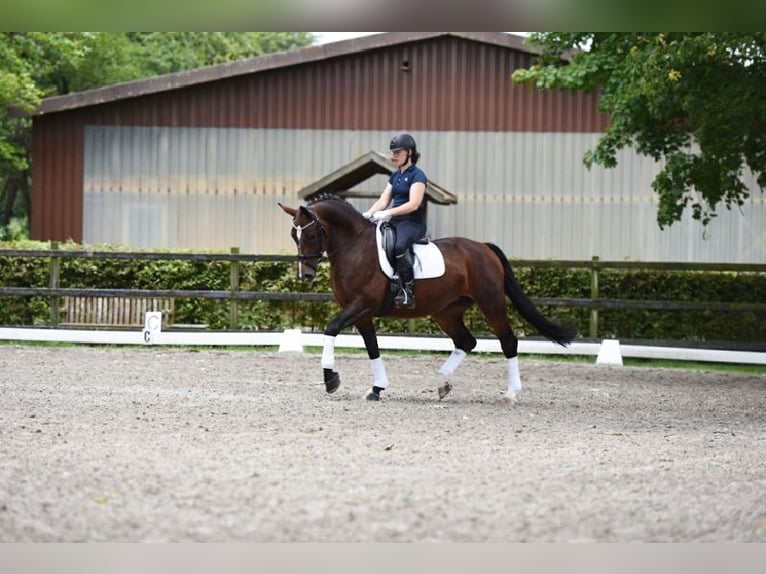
370 357 389 389
321 335 336 370
507 356 522 394
439 348 467 377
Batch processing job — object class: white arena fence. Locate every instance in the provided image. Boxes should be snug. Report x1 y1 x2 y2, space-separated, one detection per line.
0 326 764 366
1 245 765 366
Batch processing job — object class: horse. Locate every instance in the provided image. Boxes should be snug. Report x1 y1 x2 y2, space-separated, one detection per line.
278 194 576 403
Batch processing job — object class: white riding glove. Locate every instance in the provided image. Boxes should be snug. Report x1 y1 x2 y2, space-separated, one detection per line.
372 210 393 222
362 210 374 221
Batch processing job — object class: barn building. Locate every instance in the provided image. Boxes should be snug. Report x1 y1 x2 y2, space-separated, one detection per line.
30 32 764 262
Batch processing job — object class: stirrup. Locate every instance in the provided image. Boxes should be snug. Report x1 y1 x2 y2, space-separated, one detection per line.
394 288 415 309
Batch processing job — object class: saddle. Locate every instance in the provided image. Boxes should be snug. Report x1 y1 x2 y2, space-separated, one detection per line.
379 222 429 267
376 222 445 280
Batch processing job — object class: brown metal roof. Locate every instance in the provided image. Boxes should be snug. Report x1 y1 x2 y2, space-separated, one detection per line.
297 150 458 205
34 32 537 116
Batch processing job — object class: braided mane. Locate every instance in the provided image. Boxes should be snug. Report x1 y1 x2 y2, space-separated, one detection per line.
305 193 365 223
306 193 349 206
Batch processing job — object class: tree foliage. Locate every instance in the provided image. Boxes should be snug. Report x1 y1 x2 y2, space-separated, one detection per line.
513 33 766 228
0 32 314 239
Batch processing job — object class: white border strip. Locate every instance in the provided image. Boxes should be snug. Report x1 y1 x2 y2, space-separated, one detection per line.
1 327 764 365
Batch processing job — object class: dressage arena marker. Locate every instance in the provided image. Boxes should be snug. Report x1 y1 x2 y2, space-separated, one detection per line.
142 311 163 345
596 338 624 366
0 327 764 365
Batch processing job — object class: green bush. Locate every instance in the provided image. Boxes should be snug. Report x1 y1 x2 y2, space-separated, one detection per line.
595 269 766 342
1 241 764 343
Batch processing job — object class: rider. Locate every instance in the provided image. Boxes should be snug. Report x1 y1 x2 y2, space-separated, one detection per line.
363 133 427 309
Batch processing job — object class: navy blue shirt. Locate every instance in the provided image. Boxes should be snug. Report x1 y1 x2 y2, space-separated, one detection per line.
388 164 427 224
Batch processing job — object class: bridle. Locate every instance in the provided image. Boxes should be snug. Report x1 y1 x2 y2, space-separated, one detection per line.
292 213 325 281
292 216 327 262
292 208 372 275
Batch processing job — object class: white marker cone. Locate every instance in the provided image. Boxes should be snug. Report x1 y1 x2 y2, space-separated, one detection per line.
278 328 304 353
596 338 623 366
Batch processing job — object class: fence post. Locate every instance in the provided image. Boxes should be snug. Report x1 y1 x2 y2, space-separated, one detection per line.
49 241 60 326
590 255 599 338
229 247 240 329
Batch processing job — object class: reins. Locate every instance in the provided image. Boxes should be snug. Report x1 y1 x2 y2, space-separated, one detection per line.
325 224 372 259
293 209 372 263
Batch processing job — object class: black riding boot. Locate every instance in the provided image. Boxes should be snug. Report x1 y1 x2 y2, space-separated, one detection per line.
394 250 416 309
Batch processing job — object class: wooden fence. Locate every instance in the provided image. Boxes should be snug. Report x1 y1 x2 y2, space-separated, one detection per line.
1 243 765 338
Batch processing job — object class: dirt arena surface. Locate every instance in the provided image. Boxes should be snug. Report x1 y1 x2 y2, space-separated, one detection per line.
1 344 765 542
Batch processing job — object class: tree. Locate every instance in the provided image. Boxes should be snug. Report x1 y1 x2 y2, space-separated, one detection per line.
0 32 314 239
71 33 315 91
512 33 766 229
1 32 95 238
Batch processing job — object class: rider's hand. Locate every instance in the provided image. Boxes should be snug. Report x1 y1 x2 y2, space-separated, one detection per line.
362 210 374 221
372 210 393 222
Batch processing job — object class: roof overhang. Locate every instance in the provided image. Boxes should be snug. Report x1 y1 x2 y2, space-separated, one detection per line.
297 150 457 206
30 32 535 116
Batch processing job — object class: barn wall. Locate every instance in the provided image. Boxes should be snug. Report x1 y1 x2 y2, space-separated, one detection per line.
70 37 609 133
82 126 766 262
31 116 84 242
32 35 765 262
34 36 611 246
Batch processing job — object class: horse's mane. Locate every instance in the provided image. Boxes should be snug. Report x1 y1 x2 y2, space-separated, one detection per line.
305 192 349 207
306 193 366 220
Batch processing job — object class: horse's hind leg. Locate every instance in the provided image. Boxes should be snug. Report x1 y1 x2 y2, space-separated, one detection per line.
474 295 521 404
432 298 477 400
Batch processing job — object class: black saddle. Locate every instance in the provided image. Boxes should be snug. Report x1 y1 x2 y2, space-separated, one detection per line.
379 222 429 268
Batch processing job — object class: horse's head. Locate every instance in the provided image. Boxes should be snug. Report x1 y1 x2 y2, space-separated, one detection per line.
279 203 327 283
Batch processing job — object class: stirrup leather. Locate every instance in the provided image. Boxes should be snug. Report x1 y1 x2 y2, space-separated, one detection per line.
394 280 416 308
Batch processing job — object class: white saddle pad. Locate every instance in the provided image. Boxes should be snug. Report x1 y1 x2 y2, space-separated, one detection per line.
375 226 446 280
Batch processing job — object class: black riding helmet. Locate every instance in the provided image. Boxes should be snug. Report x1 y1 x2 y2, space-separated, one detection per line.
389 133 416 151
389 133 420 164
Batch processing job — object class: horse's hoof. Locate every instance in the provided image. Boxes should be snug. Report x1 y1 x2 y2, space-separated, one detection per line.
503 393 519 405
365 388 381 401
438 381 452 400
324 369 340 394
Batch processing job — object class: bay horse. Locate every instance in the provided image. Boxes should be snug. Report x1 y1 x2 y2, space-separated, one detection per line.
279 194 576 403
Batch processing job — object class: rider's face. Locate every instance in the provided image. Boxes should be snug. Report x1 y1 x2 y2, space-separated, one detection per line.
391 148 409 167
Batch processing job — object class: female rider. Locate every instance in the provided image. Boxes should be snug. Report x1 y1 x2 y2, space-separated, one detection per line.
363 133 427 309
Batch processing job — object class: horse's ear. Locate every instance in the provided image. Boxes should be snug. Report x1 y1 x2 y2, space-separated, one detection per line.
278 203 297 217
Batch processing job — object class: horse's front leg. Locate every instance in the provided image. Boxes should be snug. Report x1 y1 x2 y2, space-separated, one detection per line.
354 316 388 401
321 305 372 394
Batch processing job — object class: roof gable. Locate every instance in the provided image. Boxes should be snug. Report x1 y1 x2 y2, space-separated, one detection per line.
297 150 457 205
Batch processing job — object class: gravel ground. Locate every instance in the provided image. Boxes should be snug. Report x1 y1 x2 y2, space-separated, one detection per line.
1 345 765 542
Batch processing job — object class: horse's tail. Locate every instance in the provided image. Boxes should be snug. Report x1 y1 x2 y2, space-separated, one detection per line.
485 243 577 347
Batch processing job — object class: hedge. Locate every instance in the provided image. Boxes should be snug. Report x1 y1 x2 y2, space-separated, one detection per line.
1 240 765 344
